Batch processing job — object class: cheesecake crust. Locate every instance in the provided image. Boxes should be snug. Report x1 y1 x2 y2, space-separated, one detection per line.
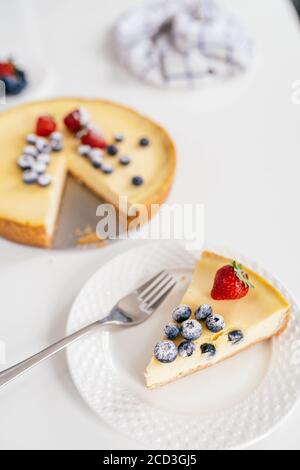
0 98 176 248
0 218 53 248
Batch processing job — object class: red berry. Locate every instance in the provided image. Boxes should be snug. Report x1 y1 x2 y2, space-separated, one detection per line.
0 62 15 77
211 261 254 301
64 109 82 134
81 130 107 149
36 115 57 137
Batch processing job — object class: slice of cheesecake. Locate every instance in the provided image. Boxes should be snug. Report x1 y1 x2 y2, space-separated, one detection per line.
145 251 290 389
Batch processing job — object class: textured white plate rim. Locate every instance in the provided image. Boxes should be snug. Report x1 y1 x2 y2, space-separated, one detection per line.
66 241 300 450
208 245 300 450
236 395 300 451
218 247 300 450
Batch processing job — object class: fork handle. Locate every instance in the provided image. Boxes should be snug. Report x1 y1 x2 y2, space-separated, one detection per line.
0 321 102 389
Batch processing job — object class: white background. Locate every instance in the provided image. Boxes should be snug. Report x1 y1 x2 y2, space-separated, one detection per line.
0 0 300 450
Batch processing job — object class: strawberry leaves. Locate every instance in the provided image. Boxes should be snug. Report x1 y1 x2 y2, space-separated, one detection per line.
232 261 254 289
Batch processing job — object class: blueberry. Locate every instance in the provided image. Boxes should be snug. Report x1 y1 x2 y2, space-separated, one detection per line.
200 343 216 357
50 132 63 142
89 148 103 160
154 340 178 363
24 145 38 158
37 174 52 187
228 330 244 344
51 140 63 152
2 74 27 95
164 323 181 340
23 170 38 185
172 305 192 323
119 155 131 166
91 155 103 169
101 164 114 174
114 133 124 143
43 144 52 153
178 341 196 358
18 155 35 170
78 145 91 157
181 319 202 340
206 314 226 333
107 145 118 156
195 304 213 321
36 153 51 165
139 137 150 147
16 69 27 83
35 138 50 153
132 176 144 186
26 134 38 145
32 161 47 174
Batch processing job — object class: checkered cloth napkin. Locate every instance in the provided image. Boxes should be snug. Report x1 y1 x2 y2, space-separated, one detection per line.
114 0 254 88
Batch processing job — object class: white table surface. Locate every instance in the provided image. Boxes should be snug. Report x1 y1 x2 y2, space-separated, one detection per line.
0 0 300 450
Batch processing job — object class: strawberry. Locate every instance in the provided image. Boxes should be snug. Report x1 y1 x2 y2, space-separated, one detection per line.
0 62 15 77
211 261 254 301
64 109 82 134
36 115 57 137
81 130 107 149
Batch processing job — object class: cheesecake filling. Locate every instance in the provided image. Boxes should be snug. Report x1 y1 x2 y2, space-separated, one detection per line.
44 158 68 237
145 308 287 388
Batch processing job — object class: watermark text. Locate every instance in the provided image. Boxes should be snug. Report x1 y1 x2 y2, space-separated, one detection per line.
96 197 205 251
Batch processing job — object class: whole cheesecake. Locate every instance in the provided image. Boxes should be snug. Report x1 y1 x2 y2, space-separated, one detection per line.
0 98 176 247
145 251 290 388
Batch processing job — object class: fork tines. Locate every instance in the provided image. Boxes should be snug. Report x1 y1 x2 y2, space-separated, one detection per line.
138 271 177 312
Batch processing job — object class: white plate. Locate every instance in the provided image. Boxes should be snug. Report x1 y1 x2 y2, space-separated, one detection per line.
66 242 300 450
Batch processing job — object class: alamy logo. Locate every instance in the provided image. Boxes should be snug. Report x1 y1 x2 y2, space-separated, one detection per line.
291 80 300 104
96 197 205 251
0 80 5 105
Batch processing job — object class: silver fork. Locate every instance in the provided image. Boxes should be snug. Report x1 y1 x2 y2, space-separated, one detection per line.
0 270 177 389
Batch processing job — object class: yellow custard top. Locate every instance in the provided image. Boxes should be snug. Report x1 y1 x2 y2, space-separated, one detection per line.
0 98 176 226
182 251 290 335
